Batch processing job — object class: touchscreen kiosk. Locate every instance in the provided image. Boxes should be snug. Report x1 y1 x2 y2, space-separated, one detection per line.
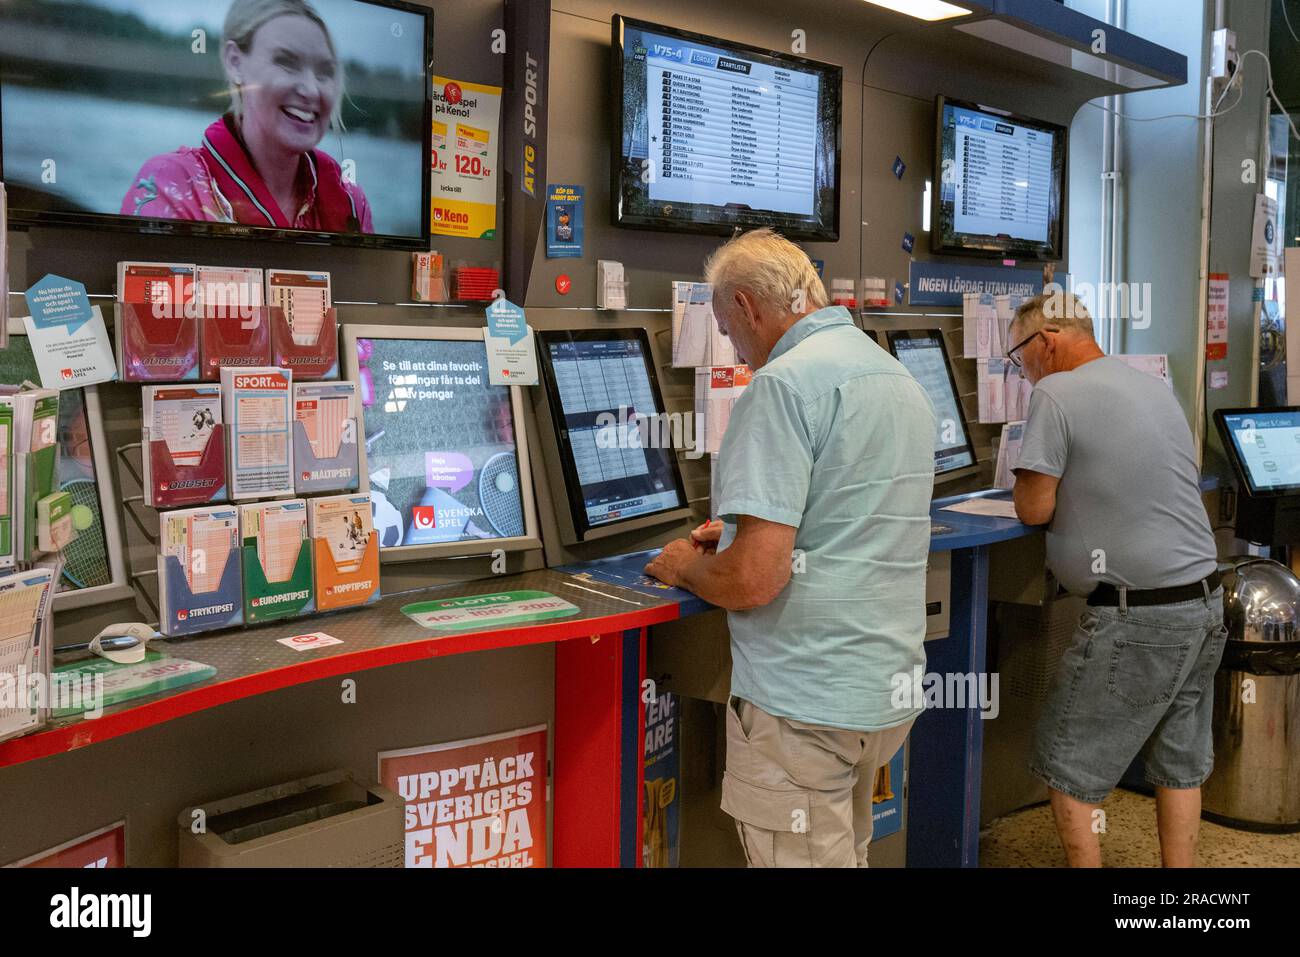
886 329 978 483
1215 407 1300 544
536 329 691 544
342 326 541 561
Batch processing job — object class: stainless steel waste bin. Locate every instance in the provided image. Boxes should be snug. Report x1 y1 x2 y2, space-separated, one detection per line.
1202 557 1300 831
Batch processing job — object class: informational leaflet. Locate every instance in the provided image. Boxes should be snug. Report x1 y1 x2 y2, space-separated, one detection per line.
378 725 549 868
242 499 307 584
1207 274 1229 361
1114 353 1172 388
22 275 115 388
196 265 263 312
977 358 1032 424
309 494 372 575
145 386 221 469
161 507 237 597
694 365 752 455
484 299 538 386
430 77 502 240
295 382 354 461
963 292 997 359
673 282 726 367
221 367 293 499
994 421 1026 489
266 270 330 347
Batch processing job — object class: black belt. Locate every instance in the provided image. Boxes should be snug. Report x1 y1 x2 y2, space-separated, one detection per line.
1087 570 1222 608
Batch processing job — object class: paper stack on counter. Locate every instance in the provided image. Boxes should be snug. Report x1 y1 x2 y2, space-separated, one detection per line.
0 566 56 743
694 365 752 456
158 505 242 637
142 385 227 508
221 367 293 499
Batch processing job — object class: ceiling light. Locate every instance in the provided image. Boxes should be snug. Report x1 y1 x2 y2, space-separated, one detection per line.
862 0 972 21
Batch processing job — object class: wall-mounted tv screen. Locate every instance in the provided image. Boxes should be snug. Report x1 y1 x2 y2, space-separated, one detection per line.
611 15 841 241
536 329 690 543
0 0 432 249
343 326 541 562
932 96 1066 261
885 329 977 483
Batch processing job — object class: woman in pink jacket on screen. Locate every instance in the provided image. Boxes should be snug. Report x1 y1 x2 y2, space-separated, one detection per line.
121 0 374 234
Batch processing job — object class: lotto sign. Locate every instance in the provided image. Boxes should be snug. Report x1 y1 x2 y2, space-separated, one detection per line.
378 725 548 868
431 75 501 239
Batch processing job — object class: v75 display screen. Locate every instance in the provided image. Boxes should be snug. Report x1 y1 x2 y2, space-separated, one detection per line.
612 16 841 241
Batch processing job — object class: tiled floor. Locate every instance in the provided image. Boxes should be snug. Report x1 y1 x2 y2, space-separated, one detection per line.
980 788 1300 867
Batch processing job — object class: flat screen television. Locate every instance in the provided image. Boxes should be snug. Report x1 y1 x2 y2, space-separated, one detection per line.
1214 408 1300 497
0 0 432 249
342 325 542 562
932 95 1066 261
536 329 691 544
611 15 841 241
0 320 129 609
885 329 978 483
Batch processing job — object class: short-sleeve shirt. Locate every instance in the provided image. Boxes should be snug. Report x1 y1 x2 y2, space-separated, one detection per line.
715 306 936 731
1015 356 1216 595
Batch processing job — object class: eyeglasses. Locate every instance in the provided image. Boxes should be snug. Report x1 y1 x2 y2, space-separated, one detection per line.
1006 327 1060 368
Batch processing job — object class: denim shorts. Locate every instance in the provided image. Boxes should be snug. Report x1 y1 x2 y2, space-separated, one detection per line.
1029 587 1228 804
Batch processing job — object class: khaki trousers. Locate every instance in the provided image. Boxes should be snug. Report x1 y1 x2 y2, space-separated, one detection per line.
721 695 914 868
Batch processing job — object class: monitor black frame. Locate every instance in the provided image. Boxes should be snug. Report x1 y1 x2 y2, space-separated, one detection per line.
536 327 691 543
610 13 842 242
1213 406 1300 498
0 0 434 251
931 94 1067 262
885 327 978 484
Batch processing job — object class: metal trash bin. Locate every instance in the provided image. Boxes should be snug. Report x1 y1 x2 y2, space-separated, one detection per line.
1202 557 1300 831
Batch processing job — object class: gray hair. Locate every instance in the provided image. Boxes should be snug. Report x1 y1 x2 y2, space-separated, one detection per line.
704 228 828 319
1013 290 1095 338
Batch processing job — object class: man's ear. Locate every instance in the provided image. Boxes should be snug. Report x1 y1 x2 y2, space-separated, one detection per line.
735 290 761 332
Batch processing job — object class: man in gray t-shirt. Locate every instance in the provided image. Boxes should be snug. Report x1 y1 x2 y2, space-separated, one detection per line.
1010 292 1225 868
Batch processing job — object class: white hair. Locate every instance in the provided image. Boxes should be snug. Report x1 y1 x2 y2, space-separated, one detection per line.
703 227 828 319
1013 290 1095 338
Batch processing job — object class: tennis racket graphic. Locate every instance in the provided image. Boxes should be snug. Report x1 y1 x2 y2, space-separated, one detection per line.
58 478 110 590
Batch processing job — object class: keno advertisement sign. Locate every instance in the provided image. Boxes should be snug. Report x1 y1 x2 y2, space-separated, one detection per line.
379 725 547 868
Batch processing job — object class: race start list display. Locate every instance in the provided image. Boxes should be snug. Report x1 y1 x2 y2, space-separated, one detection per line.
643 34 819 216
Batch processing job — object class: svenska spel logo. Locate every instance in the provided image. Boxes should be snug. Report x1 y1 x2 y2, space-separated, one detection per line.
412 505 437 530
61 368 74 380
177 610 188 621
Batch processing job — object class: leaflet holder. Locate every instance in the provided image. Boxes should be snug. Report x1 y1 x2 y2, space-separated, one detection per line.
159 550 244 637
242 535 314 624
116 301 200 382
270 306 339 380
200 306 273 381
146 426 227 508
313 530 380 611
292 419 359 495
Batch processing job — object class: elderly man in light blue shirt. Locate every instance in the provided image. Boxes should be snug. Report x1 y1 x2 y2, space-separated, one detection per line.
645 227 936 867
